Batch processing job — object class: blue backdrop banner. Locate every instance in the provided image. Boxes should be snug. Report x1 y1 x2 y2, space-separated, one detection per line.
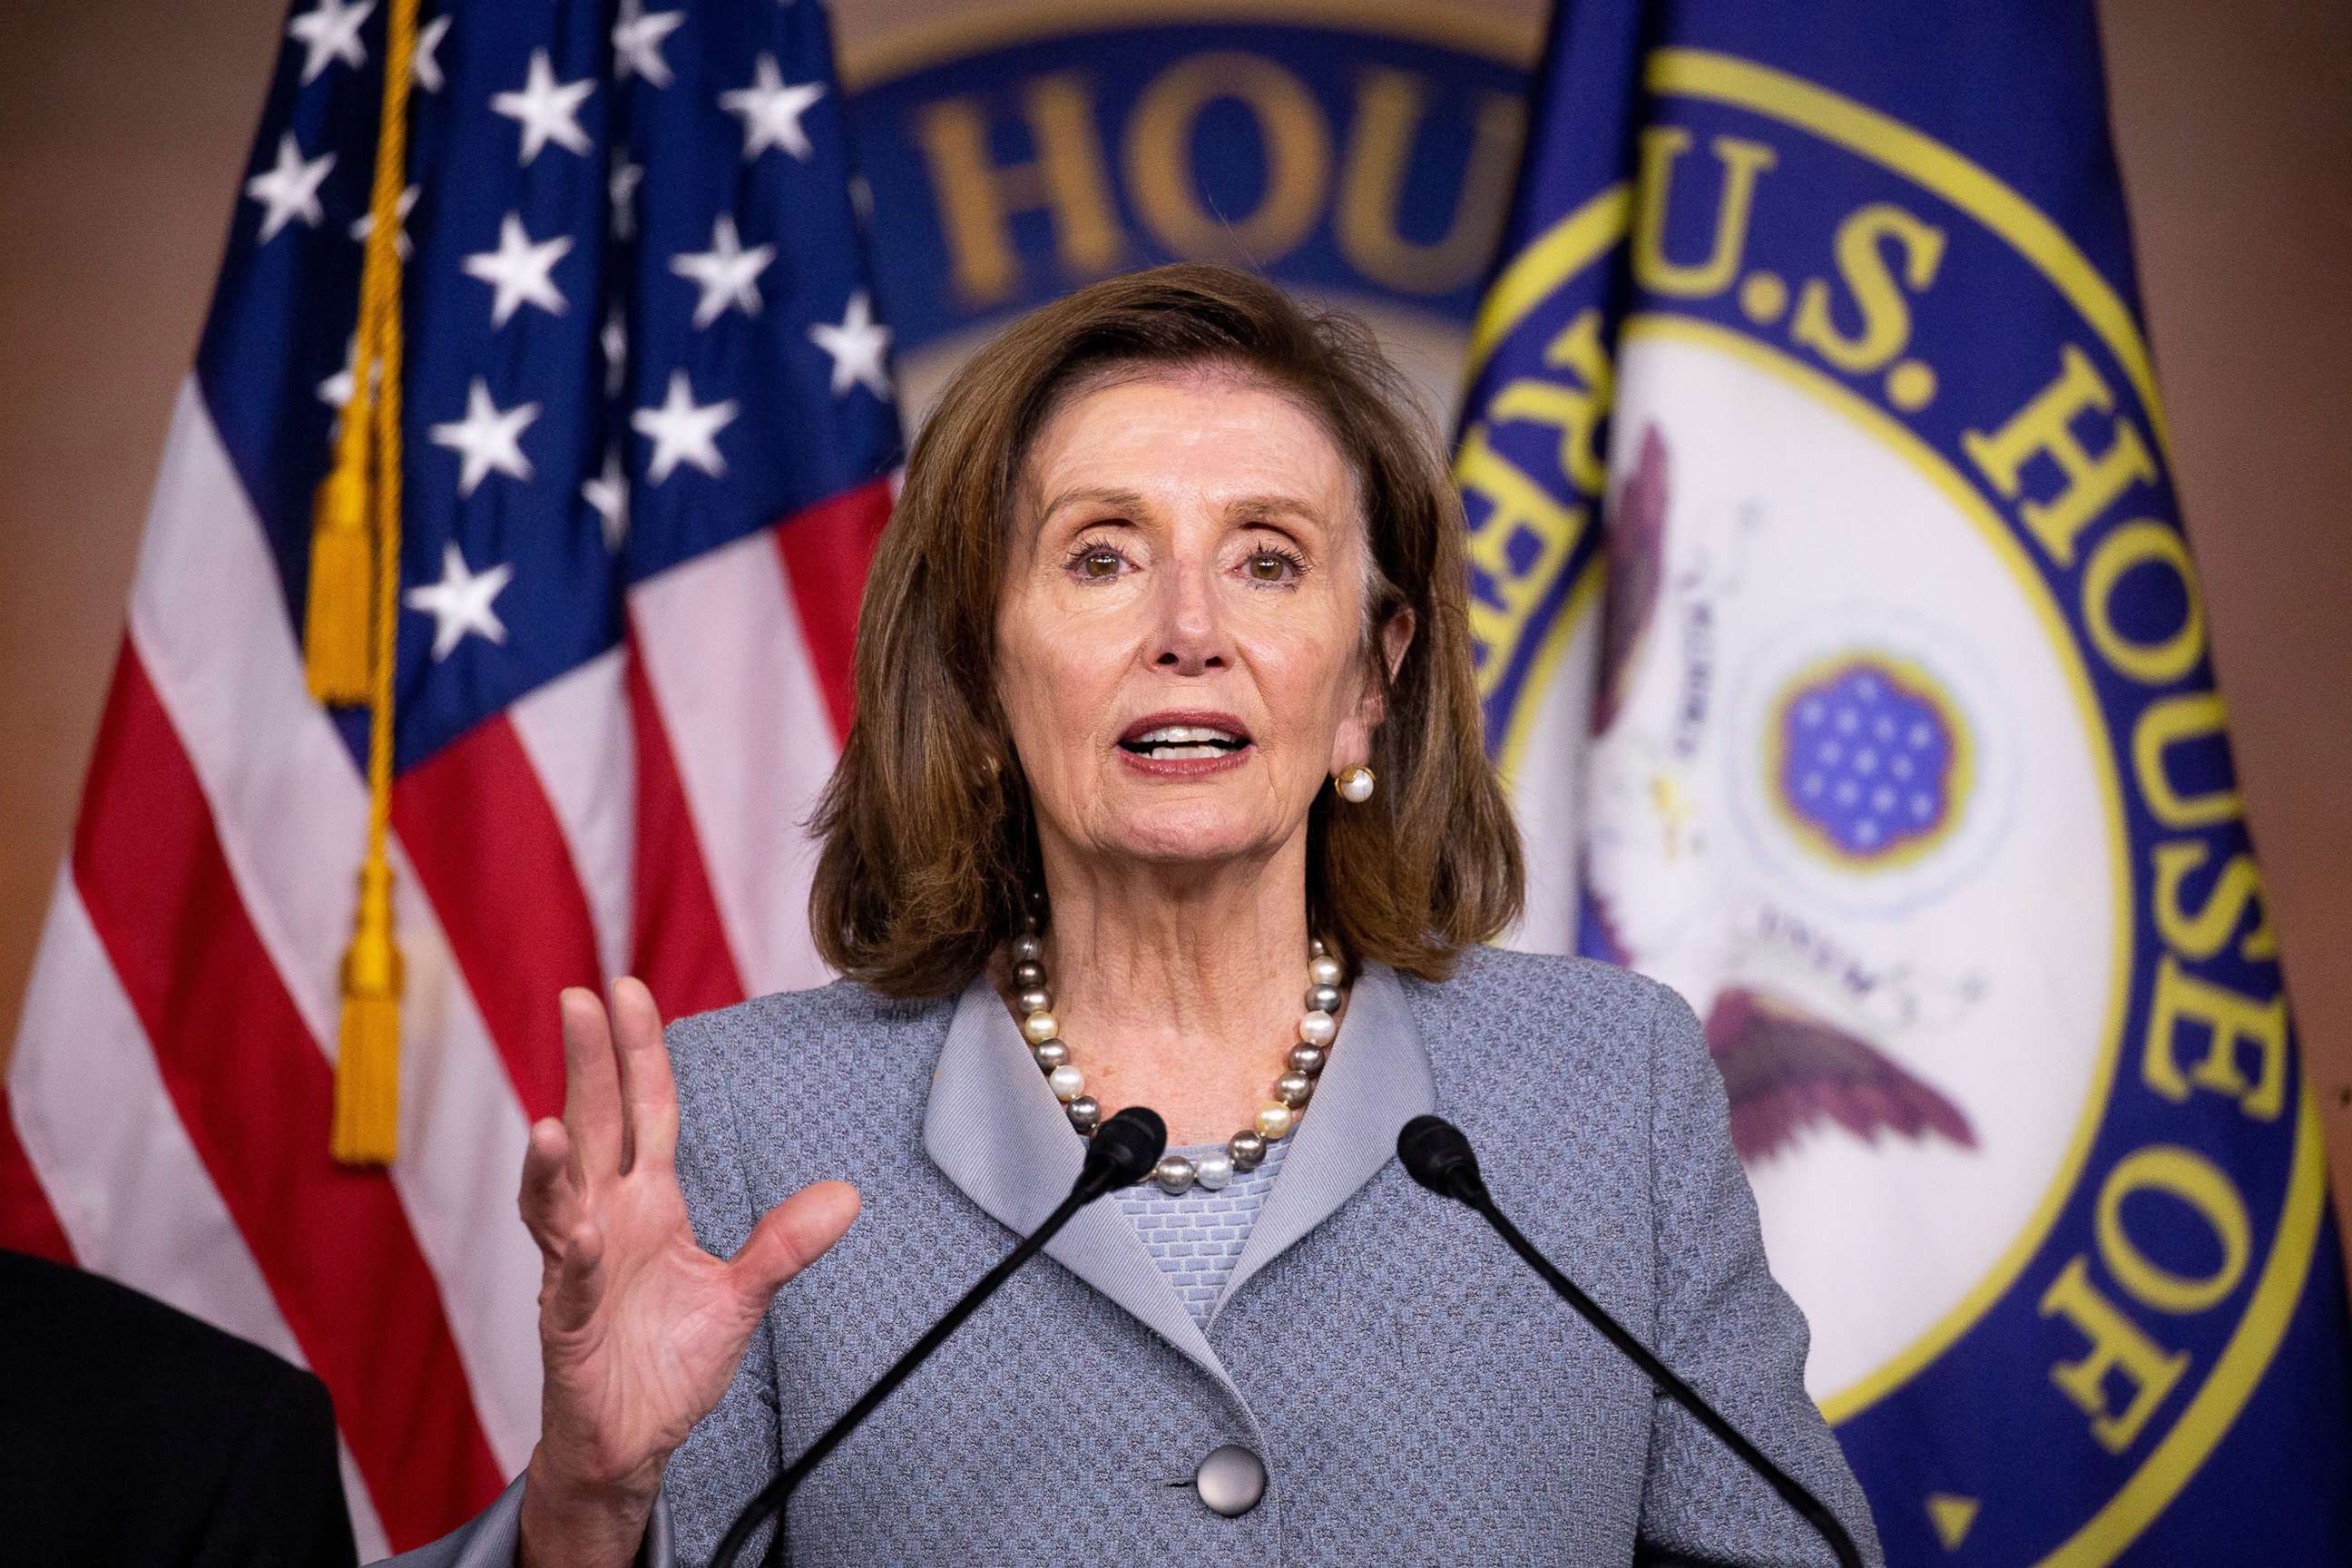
1457 2 2352 1563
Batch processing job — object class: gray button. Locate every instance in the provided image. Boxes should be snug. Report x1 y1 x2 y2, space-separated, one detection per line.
1193 1443 1266 1516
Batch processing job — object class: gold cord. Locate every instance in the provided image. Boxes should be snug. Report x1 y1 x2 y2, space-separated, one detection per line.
328 0 421 1165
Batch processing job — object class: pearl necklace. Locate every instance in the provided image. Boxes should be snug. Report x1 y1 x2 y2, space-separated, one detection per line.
1008 926 1345 1195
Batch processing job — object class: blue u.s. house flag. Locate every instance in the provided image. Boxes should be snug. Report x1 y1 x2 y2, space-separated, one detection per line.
1460 1 2352 1561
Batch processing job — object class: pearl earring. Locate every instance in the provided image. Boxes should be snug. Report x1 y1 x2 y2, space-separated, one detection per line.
1335 766 1376 803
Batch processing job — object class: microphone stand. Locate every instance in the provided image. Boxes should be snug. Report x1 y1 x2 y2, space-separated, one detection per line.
710 1107 1166 1568
1399 1116 1863 1568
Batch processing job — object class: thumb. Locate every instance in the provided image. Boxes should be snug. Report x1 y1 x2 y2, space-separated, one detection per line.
728 1181 861 1307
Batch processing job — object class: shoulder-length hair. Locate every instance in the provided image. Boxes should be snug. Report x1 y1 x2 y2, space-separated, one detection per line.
809 263 1523 996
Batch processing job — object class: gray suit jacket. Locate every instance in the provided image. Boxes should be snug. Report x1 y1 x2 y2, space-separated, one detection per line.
382 946 1881 1566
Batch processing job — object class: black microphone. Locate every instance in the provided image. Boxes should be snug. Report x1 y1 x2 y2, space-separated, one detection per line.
1397 1115 1864 1568
709 1105 1166 1568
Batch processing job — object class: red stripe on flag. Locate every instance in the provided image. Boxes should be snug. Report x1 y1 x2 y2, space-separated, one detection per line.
626 632 748 1017
0 1088 75 1265
73 646 502 1548
393 715 601 1123
772 477 892 740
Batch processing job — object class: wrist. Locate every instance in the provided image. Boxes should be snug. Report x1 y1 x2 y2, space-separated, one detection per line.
519 1446 660 1568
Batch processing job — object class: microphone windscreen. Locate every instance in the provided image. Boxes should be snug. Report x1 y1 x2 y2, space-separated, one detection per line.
1082 1105 1168 1191
1396 1113 1481 1198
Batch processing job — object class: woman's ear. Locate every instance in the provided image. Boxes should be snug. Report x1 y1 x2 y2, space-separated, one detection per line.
1378 606 1416 687
1331 607 1416 772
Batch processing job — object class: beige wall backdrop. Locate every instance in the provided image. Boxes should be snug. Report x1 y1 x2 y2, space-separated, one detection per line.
3 0 2347 1237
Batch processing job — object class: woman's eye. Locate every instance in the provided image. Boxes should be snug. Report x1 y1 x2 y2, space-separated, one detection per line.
1063 541 1125 580
1244 549 1306 584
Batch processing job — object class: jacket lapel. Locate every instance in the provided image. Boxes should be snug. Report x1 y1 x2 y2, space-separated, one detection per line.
1211 962 1436 1319
921 975 1245 1404
919 961 1436 1364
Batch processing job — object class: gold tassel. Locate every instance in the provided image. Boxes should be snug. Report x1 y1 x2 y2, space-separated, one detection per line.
328 0 420 1167
330 856 403 1164
303 410 374 705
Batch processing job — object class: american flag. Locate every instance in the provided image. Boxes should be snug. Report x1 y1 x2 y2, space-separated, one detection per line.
0 0 897 1553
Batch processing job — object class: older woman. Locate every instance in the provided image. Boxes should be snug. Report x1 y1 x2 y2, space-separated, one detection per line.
386 265 1880 1567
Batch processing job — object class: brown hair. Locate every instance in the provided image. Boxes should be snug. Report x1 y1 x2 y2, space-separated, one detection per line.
809 263 1523 996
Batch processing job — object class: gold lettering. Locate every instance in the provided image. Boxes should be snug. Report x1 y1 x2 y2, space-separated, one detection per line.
1632 128 1777 298
909 75 1124 306
2132 692 2240 829
1788 202 1946 373
2141 956 2288 1121
1335 69 1524 295
1486 309 1614 497
2152 841 2278 963
2083 520 2205 685
1962 346 2157 567
2094 1146 2251 1314
1455 424 1589 689
2038 1255 2188 1454
1125 53 1328 264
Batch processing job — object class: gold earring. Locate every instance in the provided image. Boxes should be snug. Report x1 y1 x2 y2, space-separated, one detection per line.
1335 766 1376 803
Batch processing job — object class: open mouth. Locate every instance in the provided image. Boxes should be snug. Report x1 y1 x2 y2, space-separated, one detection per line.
1116 712 1255 764
1118 724 1250 761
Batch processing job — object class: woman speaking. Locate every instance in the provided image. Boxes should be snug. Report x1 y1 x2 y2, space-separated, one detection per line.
386 265 1880 1566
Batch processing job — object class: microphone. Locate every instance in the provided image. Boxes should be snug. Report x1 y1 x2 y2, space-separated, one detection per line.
1396 1115 1864 1568
710 1105 1166 1568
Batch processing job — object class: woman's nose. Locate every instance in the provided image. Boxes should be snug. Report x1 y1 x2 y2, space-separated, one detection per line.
1149 557 1228 675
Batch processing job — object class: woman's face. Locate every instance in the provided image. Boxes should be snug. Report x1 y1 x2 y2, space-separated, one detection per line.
995 370 1407 877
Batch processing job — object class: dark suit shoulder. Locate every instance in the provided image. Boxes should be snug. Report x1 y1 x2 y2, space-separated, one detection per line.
0 1249 324 1411
0 1250 353 1566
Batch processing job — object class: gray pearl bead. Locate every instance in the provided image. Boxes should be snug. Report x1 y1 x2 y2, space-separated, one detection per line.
1066 1095 1100 1133
1032 1038 1069 1071
1288 1043 1327 1076
1013 934 1044 961
1016 987 1051 1014
1307 984 1342 1014
1154 1154 1198 1194
1013 959 1046 988
1276 1070 1314 1107
1229 1131 1267 1171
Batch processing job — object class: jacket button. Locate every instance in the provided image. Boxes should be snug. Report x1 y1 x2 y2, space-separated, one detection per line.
1193 1444 1266 1516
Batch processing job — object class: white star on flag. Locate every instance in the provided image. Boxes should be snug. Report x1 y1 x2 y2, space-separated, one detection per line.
316 332 377 438
462 212 573 328
719 54 826 162
609 158 643 240
583 449 630 551
632 370 738 484
412 15 451 93
808 290 892 398
286 0 373 85
349 183 420 259
404 543 514 661
431 378 541 495
613 2 685 89
602 310 629 397
243 132 336 243
671 215 776 328
492 50 595 164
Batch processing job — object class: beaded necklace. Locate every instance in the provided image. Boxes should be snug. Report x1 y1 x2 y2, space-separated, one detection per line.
1006 925 1344 1194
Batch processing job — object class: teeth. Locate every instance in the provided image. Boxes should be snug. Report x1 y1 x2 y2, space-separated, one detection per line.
1145 744 1226 760
1132 725 1240 744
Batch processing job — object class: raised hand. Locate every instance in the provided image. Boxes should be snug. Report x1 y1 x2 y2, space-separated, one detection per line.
516 978 859 1568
